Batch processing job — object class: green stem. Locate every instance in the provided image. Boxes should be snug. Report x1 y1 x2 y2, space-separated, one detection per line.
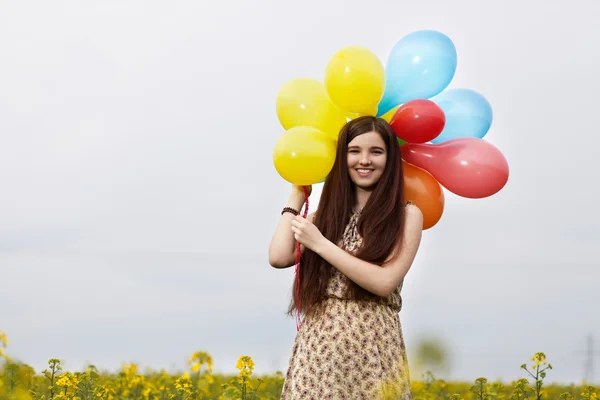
50 368 56 400
251 381 263 400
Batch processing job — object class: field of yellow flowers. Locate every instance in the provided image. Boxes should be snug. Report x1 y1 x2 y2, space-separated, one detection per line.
0 329 597 400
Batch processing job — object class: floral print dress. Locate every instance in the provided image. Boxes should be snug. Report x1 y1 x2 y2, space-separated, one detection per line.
280 207 413 400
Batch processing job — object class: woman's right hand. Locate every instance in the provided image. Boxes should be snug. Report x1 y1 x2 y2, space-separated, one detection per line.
291 184 312 201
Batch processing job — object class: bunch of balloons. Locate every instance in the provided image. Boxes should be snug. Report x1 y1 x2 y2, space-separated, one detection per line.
272 30 509 230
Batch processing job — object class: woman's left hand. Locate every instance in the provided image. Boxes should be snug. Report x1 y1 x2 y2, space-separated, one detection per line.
291 215 327 253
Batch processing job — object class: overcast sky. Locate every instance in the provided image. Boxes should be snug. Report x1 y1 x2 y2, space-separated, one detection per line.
1 0 599 386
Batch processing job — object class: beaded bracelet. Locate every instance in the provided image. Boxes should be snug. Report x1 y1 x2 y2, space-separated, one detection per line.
281 207 299 216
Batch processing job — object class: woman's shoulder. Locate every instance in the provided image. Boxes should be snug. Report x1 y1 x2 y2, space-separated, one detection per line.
404 200 420 212
403 201 423 227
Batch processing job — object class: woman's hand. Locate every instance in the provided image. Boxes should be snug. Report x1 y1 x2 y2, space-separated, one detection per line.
291 215 326 253
291 184 312 201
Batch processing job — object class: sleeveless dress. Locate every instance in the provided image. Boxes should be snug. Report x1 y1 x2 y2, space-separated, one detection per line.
280 206 413 400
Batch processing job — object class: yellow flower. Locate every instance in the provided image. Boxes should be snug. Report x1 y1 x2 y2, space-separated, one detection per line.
129 374 146 387
8 387 32 400
236 355 255 378
0 330 8 347
0 330 8 361
174 375 193 392
122 363 138 377
187 351 214 374
56 372 80 389
142 387 152 398
530 352 548 369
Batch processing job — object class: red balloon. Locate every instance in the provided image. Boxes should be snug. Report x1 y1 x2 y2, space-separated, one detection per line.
401 137 509 199
390 99 445 143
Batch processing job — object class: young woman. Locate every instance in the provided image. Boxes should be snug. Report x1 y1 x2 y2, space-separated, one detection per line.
269 116 423 399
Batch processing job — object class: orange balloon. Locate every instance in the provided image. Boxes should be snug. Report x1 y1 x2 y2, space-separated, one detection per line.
403 160 445 230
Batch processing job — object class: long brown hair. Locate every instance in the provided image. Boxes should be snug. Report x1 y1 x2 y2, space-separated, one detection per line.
288 116 406 317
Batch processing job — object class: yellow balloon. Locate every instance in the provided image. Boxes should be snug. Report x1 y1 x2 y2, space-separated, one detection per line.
346 106 379 120
379 105 400 122
275 78 347 142
273 126 337 186
325 46 385 114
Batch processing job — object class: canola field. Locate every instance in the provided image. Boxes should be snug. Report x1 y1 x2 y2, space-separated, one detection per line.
0 330 597 400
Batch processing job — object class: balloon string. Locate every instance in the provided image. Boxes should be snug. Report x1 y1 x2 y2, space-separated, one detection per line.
294 186 309 331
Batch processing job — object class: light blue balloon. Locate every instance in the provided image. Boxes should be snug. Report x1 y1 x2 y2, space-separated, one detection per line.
430 88 493 143
377 30 457 116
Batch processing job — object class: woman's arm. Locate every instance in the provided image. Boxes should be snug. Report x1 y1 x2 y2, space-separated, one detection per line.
268 188 313 269
292 204 423 296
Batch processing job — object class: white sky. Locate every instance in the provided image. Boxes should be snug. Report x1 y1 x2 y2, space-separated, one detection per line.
1 0 599 385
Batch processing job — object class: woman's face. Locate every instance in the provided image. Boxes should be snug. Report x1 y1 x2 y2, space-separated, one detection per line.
347 130 387 190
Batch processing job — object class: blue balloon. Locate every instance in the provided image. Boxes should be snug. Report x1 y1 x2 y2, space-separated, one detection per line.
430 88 493 143
377 30 457 116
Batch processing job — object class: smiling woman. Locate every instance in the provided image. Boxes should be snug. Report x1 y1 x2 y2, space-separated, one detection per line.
347 132 387 190
268 116 423 399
